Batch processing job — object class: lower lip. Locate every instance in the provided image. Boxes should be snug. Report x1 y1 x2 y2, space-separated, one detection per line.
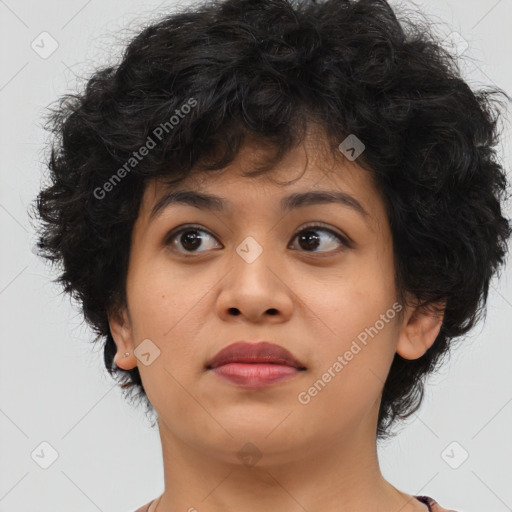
210 363 301 389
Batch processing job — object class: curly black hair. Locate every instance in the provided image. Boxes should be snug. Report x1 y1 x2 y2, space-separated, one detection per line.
30 0 511 440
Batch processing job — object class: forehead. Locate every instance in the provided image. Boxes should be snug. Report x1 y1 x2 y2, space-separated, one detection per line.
138 132 387 233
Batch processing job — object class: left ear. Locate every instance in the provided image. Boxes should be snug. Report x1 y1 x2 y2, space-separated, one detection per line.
396 299 445 360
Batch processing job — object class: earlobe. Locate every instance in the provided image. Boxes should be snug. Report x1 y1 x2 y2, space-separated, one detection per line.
396 301 445 360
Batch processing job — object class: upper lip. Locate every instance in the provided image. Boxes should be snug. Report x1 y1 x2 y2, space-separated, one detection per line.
206 341 306 370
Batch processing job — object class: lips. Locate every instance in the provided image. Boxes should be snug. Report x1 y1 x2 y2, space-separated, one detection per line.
205 341 306 370
205 341 306 389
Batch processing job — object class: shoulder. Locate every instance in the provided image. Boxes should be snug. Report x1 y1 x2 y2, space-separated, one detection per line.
415 495 459 512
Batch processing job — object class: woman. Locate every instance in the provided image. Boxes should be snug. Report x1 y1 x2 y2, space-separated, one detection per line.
32 0 510 510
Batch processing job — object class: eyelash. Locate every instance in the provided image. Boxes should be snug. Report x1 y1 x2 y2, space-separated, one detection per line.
164 222 351 256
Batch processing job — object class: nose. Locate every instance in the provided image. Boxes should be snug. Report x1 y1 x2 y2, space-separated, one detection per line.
215 240 294 324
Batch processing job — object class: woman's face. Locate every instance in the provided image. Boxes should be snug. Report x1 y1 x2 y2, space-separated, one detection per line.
110 132 432 465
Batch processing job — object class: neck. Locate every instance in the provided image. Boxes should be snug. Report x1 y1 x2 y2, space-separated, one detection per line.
151 402 425 512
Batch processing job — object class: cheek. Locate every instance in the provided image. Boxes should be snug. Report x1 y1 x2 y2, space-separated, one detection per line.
126 255 217 371
297 295 400 439
299 249 399 383
310 251 396 331
125 259 212 417
126 253 200 331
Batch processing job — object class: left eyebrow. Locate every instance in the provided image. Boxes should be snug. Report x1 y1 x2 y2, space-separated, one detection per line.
281 190 369 220
150 188 370 222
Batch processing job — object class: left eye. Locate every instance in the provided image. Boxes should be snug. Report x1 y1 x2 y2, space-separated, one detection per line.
164 223 348 255
289 225 348 253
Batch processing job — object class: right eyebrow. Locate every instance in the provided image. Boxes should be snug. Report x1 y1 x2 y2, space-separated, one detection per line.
150 189 229 220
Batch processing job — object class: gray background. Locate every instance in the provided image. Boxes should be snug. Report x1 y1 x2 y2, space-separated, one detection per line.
1 0 511 511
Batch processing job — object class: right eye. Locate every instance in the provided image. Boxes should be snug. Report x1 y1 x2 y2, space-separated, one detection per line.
164 224 222 255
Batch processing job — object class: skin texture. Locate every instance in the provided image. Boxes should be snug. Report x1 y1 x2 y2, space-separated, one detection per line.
110 128 443 512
